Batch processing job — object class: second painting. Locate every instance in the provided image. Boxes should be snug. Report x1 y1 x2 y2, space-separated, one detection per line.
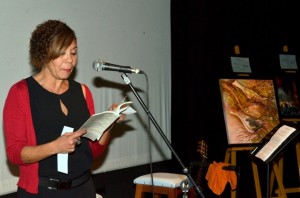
275 77 300 118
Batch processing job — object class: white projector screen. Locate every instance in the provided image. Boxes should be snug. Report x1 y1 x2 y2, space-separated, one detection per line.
0 0 171 195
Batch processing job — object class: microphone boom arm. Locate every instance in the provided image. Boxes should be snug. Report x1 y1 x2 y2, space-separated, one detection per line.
120 73 205 198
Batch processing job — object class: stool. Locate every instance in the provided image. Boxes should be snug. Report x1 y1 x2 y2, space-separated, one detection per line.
134 172 191 198
96 194 102 198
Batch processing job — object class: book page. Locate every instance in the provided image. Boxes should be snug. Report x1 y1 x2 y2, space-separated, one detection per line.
114 101 133 114
81 98 136 141
81 112 119 141
122 106 136 114
255 125 296 162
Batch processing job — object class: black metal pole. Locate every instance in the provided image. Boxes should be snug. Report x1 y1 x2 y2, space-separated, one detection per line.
121 73 205 198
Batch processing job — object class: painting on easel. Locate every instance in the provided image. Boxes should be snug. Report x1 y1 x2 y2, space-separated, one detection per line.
275 77 300 118
219 79 280 145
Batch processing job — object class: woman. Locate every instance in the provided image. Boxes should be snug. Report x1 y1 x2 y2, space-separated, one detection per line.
3 19 122 197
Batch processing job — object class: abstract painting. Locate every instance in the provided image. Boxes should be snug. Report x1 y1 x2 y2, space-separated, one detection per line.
219 79 280 145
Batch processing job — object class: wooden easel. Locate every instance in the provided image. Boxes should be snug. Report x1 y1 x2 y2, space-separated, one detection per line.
269 119 300 197
250 120 300 198
261 138 300 198
224 146 262 198
224 45 262 198
267 45 300 197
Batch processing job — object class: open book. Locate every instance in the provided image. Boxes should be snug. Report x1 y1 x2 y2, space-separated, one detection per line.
250 122 299 163
80 100 136 141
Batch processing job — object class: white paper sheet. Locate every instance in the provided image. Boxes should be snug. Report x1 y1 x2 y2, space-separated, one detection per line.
57 126 74 174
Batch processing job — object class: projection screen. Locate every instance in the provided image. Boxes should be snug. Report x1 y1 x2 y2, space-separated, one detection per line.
0 0 171 195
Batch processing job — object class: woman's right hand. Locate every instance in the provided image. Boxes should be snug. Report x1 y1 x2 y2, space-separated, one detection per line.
55 129 87 154
21 129 87 164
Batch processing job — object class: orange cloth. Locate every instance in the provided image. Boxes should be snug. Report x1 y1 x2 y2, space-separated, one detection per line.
205 161 237 195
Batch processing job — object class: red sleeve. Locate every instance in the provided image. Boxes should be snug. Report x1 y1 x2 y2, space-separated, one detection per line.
83 84 109 158
3 80 36 165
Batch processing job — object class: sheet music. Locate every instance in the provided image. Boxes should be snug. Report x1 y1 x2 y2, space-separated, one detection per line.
255 125 296 162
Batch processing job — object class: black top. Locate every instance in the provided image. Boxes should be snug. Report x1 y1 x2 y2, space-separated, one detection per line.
26 77 92 179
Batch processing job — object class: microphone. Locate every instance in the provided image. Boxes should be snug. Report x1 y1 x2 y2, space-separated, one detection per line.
93 59 144 74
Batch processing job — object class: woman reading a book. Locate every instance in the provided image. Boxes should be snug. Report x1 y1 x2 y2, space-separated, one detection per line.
3 19 124 198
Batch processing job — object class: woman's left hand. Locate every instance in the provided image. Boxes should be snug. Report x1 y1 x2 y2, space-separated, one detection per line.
109 103 126 123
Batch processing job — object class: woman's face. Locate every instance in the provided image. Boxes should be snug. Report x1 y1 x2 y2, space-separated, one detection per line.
46 40 78 80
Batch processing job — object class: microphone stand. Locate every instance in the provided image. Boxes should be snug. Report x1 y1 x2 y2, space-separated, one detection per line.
121 73 205 198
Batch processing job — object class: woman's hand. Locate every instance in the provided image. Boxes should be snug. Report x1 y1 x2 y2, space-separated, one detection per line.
54 129 86 154
109 103 126 123
21 129 87 163
97 103 127 146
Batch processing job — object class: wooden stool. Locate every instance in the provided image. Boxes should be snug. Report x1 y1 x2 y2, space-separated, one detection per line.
134 172 190 198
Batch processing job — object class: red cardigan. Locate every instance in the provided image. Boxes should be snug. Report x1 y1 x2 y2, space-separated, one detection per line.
3 79 107 194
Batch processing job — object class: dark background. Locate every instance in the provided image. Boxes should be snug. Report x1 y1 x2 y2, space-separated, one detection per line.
171 0 300 168
170 0 300 198
2 0 300 198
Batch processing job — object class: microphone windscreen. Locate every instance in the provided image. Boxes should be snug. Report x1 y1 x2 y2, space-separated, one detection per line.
93 59 104 71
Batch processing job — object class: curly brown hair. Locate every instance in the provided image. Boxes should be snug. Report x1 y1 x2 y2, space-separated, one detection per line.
29 19 77 68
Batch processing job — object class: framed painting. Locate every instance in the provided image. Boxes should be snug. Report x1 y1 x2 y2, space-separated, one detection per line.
275 77 300 118
219 79 280 145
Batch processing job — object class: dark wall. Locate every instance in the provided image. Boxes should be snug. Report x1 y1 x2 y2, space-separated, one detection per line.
170 0 300 197
171 0 300 164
